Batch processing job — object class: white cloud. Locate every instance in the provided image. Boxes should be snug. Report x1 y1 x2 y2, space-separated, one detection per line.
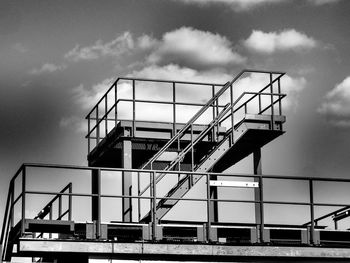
72 79 115 110
64 32 135 62
148 27 246 68
130 64 231 84
29 63 66 75
172 0 285 11
318 76 350 127
59 116 86 133
306 0 341 5
244 29 318 54
63 27 244 69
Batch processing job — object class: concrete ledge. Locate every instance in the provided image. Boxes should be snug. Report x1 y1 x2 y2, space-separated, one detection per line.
18 238 350 260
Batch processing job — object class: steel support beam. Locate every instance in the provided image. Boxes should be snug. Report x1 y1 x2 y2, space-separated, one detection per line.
91 169 101 238
253 148 264 242
122 139 133 222
18 239 350 261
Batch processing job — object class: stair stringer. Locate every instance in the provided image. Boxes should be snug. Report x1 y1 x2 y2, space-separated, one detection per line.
141 132 233 222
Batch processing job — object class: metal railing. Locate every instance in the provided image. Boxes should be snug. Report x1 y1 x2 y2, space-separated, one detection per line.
85 70 285 154
3 163 350 260
85 78 228 153
138 70 285 196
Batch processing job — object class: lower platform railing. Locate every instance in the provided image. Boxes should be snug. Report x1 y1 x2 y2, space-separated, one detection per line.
2 163 350 260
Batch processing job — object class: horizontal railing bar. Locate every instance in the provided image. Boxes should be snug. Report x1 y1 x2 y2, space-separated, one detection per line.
14 163 350 183
117 77 226 86
23 190 350 208
114 98 228 108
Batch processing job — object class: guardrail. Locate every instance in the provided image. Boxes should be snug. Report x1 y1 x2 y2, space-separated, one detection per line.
85 69 285 154
2 163 350 261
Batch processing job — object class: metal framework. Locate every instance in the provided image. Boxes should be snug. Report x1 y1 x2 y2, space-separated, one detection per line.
2 69 350 262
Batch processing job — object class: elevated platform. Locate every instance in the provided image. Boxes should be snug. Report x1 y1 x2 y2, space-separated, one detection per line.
16 238 350 262
212 114 285 172
88 120 226 169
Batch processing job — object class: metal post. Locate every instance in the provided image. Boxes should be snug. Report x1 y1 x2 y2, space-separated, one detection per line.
105 95 108 137
21 167 26 235
138 171 141 222
49 205 53 238
309 179 315 244
132 80 136 137
206 173 211 242
173 82 176 137
58 195 62 219
96 107 100 144
10 181 14 228
68 183 72 221
230 84 234 141
122 140 133 222
91 169 101 238
258 94 262 113
115 83 118 128
254 148 264 243
191 124 194 172
212 85 217 142
152 171 157 240
278 77 282 116
270 73 275 130
88 115 91 153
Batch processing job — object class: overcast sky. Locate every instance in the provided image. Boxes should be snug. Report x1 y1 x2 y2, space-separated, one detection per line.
1 0 350 228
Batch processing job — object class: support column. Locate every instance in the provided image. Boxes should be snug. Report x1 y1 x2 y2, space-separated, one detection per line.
209 175 219 224
122 139 133 222
91 169 101 222
253 148 264 242
91 169 101 239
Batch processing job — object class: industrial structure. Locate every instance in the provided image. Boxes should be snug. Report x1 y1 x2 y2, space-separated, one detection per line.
2 69 350 262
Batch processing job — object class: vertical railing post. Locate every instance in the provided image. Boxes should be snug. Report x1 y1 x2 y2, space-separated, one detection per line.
258 94 262 113
88 114 91 153
115 82 118 128
10 180 14 228
230 84 234 141
173 82 176 137
68 183 72 221
151 171 157 240
137 172 141 222
309 179 315 244
96 106 100 144
206 173 211 242
190 124 194 173
132 79 136 137
212 85 217 142
270 73 275 130
278 77 282 116
105 95 108 137
21 166 26 235
259 175 265 243
92 169 101 238
58 194 62 219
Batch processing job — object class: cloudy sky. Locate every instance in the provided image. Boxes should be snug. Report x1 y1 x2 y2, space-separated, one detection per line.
1 0 350 226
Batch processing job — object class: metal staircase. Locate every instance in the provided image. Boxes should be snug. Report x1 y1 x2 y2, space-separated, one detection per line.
139 70 286 222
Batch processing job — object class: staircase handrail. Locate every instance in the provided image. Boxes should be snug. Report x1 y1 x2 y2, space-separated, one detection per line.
140 69 258 170
139 103 231 196
139 90 286 196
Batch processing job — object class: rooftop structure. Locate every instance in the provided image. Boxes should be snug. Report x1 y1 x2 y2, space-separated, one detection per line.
2 69 350 262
